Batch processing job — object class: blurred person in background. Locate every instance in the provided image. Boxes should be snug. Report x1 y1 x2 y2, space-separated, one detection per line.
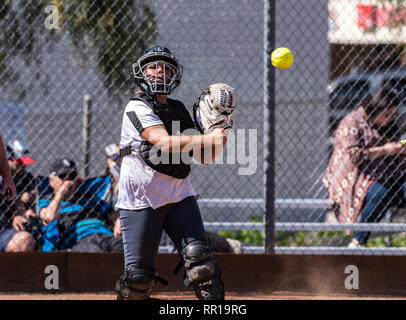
0 137 34 252
6 140 39 225
323 88 406 248
38 158 122 252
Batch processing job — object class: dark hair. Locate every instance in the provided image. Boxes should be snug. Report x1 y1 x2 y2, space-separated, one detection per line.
362 87 400 118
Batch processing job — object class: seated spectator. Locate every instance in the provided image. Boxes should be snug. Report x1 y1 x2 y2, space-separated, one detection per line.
104 143 122 205
38 158 122 252
323 88 406 248
0 137 34 252
6 140 38 210
6 140 39 225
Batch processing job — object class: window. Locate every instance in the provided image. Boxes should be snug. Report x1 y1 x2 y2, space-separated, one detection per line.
329 80 370 110
382 78 406 105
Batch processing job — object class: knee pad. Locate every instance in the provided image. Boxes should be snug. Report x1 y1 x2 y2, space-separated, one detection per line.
115 266 157 300
181 240 212 268
181 241 225 300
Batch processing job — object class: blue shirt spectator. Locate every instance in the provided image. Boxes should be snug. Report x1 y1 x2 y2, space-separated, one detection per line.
38 158 122 252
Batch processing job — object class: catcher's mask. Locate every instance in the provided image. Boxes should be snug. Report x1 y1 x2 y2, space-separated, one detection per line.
133 46 183 95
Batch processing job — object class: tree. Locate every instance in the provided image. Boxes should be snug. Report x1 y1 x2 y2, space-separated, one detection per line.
0 0 156 103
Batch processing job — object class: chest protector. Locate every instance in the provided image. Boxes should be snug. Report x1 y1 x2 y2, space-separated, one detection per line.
128 93 196 179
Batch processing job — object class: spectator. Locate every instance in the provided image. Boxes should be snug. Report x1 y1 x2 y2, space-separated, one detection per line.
104 143 122 205
0 137 34 252
39 158 122 252
6 139 39 215
323 88 406 248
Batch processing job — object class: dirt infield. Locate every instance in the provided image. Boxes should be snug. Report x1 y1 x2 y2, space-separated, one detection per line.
0 291 405 300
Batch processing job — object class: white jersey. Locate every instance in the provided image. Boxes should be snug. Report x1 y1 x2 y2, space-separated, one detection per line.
115 99 198 211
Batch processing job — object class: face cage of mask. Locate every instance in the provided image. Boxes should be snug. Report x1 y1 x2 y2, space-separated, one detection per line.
133 60 182 94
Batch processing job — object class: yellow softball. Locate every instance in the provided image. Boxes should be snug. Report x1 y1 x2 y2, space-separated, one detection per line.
271 47 294 69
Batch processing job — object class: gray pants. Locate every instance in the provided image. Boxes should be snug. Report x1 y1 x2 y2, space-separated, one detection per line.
119 196 207 270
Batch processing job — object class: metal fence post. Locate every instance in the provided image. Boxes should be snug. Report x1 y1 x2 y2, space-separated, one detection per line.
264 0 276 254
82 93 92 178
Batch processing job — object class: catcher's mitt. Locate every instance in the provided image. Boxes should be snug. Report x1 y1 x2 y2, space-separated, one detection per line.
193 83 237 134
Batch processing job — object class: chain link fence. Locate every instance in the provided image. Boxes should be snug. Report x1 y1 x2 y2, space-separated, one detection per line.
274 0 406 255
1 0 406 255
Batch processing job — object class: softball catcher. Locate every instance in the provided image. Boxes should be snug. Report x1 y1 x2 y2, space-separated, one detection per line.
114 45 237 300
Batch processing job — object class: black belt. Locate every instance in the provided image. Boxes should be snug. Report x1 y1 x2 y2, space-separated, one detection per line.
119 146 132 157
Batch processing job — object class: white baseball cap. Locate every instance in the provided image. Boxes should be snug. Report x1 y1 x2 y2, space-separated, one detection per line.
6 140 35 166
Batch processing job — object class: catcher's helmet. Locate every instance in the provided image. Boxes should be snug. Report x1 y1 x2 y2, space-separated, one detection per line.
132 46 183 95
